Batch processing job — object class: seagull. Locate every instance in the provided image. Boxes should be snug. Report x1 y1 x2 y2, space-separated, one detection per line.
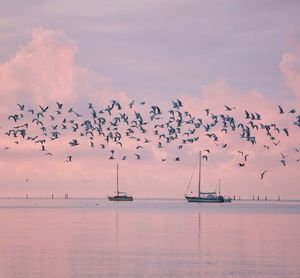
278 105 284 114
282 128 289 136
224 105 235 111
272 140 280 146
135 154 141 160
39 105 49 113
17 104 25 111
129 100 135 109
65 156 72 162
204 108 211 116
260 170 267 180
289 109 296 114
281 153 288 159
56 102 63 109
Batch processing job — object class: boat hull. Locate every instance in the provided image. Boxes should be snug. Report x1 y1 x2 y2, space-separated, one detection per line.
185 196 224 203
108 196 133 201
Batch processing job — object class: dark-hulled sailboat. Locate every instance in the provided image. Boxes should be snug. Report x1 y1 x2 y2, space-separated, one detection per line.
108 163 133 201
185 151 224 203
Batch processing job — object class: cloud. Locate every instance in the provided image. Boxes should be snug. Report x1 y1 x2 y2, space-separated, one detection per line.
280 47 300 104
0 28 116 115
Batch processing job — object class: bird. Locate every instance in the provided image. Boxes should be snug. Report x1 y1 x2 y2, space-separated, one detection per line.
278 105 284 114
224 105 235 111
129 100 135 109
17 104 25 111
134 154 141 160
39 105 49 113
56 102 63 109
281 153 288 159
260 170 268 180
282 128 289 136
65 156 72 162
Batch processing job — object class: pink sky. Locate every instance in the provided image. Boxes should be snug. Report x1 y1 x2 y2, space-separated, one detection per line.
0 2 300 199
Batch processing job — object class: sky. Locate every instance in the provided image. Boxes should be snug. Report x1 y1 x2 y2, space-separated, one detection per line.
0 0 300 198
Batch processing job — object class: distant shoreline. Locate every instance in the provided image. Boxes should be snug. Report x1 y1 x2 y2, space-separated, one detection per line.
0 197 300 202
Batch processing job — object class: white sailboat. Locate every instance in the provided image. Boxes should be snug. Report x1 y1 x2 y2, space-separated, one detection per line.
185 151 224 203
108 163 133 201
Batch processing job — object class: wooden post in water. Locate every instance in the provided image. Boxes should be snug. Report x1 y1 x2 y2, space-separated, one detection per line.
265 196 267 201
198 151 202 198
117 163 119 195
278 195 280 201
233 195 236 200
257 195 259 201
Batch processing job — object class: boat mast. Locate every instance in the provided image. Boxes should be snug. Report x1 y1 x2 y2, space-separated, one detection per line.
218 178 221 196
198 151 202 197
117 163 119 195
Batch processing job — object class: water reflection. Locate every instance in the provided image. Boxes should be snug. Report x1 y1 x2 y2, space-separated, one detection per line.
0 200 299 277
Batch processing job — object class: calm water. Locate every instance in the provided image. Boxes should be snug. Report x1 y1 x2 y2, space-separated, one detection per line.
0 199 299 278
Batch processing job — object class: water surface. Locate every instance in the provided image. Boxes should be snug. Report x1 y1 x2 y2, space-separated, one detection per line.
0 199 299 277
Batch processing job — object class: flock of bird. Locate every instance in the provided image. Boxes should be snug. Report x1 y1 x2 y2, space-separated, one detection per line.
1 99 300 180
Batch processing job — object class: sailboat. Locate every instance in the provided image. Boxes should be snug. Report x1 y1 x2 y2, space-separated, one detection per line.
108 163 133 201
185 151 224 203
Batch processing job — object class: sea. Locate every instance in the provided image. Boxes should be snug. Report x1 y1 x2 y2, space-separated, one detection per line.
0 198 299 278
